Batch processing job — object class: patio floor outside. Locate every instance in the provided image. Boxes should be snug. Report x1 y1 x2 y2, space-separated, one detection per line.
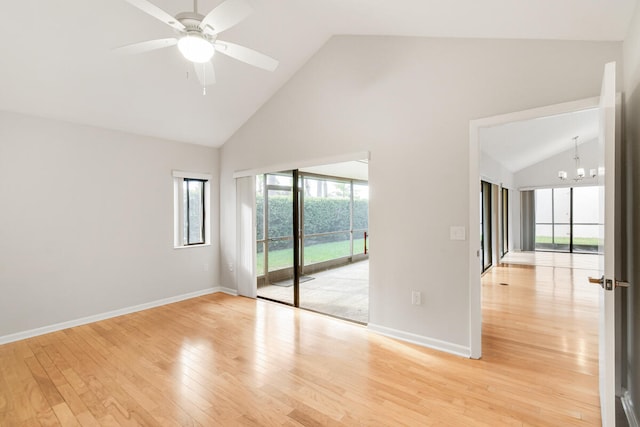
257 260 369 323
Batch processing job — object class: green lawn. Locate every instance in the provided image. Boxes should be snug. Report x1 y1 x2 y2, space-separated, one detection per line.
535 236 601 245
256 238 366 273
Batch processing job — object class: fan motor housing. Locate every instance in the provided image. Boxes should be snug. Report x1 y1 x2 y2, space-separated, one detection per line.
176 12 206 30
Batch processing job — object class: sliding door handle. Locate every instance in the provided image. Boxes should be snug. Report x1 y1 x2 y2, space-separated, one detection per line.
588 276 604 286
588 276 631 290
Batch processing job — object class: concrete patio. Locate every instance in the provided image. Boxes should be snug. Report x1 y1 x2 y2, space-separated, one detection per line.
257 260 369 323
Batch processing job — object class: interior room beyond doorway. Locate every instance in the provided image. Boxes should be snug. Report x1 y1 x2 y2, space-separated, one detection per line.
482 251 601 423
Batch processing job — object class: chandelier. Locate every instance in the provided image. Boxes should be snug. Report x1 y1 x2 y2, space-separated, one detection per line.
558 136 596 181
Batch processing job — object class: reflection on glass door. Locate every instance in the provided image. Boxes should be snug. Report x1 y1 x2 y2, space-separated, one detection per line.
256 172 296 305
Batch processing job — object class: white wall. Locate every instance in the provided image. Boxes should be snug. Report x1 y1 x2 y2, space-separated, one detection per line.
514 138 601 189
220 36 622 355
480 151 515 190
622 2 640 422
0 111 220 339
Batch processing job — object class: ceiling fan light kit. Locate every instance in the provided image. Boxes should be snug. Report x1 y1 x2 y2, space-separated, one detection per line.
117 0 278 89
178 34 215 63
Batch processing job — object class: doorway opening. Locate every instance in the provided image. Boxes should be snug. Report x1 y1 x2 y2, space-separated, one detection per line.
470 64 622 425
469 96 601 358
255 161 369 324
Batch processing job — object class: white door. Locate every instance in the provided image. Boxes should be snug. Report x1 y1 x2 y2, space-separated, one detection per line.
596 61 617 427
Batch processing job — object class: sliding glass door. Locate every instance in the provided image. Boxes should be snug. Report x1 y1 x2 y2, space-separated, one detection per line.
534 186 602 253
535 187 571 252
256 171 297 305
256 168 370 323
298 175 369 321
481 181 492 272
571 186 602 253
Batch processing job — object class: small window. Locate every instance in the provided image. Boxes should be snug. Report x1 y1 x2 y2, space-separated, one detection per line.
173 171 211 248
183 179 205 245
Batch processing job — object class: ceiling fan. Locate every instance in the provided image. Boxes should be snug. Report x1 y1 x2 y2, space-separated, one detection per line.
116 0 279 88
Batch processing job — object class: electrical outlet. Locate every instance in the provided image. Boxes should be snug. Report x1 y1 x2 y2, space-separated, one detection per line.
228 263 234 272
412 291 421 305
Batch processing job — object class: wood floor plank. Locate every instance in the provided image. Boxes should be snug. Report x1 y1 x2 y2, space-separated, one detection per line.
24 378 60 427
74 410 101 427
51 402 80 427
23 357 65 409
0 253 601 425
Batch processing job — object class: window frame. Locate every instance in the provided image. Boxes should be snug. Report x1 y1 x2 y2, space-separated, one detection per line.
184 178 206 246
173 171 211 248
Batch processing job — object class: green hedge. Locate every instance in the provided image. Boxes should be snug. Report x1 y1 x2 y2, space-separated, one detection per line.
256 196 368 251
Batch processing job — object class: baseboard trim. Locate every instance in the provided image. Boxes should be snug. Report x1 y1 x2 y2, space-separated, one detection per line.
367 323 471 358
213 286 238 296
0 287 232 345
622 390 639 427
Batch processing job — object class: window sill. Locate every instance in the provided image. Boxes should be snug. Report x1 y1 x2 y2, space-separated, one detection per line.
173 243 211 250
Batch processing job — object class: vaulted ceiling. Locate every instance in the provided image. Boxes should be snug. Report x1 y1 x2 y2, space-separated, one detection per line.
0 0 636 147
480 108 599 173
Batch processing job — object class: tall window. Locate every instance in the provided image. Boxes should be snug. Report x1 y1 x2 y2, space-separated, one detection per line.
173 171 211 247
534 186 601 253
183 179 205 245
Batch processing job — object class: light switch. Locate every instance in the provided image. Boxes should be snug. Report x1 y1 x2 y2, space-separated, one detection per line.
450 226 466 241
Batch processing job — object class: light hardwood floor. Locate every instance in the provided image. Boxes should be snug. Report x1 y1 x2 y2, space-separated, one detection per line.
0 258 601 426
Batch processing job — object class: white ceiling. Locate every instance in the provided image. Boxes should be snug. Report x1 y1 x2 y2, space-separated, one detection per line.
479 108 599 172
0 0 636 147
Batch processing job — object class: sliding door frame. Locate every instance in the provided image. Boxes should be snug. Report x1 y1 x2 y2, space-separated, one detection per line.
481 180 492 272
292 170 300 307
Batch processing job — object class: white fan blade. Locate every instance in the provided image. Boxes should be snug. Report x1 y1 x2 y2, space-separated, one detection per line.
194 61 216 86
200 0 252 35
214 40 278 71
124 0 185 31
114 38 178 55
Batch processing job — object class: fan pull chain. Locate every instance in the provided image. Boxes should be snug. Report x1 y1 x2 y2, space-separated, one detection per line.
202 63 207 96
